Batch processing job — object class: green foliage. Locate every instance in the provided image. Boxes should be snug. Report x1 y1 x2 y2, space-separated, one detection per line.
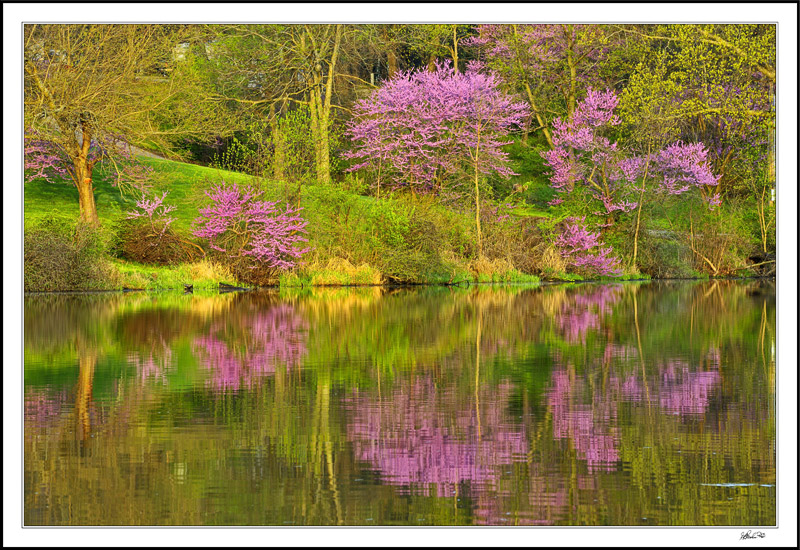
111 259 239 290
24 218 121 292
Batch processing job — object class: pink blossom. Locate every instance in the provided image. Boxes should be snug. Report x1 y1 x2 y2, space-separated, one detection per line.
193 181 309 271
346 61 528 194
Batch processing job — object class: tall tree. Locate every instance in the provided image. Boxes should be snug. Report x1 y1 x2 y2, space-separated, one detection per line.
204 24 357 186
24 24 224 225
347 62 528 257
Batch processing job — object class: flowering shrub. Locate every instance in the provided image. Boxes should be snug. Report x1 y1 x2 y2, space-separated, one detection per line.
119 191 192 265
126 192 176 237
193 181 309 284
554 217 622 277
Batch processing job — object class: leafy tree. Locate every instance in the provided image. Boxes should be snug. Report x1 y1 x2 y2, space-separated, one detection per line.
467 24 616 148
24 24 225 225
202 24 356 185
618 24 775 197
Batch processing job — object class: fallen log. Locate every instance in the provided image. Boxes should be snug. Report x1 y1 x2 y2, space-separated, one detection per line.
219 282 249 293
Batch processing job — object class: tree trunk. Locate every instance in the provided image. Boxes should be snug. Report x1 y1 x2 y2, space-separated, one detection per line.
631 143 652 269
73 121 100 225
387 50 398 78
511 26 554 148
474 150 483 259
563 24 578 118
270 102 287 182
74 159 99 226
383 26 399 77
306 24 341 186
452 25 459 72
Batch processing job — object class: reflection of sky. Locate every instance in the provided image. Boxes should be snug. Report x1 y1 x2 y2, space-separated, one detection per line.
193 305 307 392
346 378 528 498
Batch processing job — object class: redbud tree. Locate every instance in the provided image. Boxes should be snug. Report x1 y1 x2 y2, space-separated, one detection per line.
193 181 309 284
346 61 528 257
542 88 721 272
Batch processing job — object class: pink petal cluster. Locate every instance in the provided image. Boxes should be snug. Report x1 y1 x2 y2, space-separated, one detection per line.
554 217 622 276
655 142 722 197
346 61 529 193
193 181 309 270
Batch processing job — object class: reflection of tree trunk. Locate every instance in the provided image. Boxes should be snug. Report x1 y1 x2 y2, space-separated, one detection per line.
475 305 482 440
632 290 651 410
76 345 96 441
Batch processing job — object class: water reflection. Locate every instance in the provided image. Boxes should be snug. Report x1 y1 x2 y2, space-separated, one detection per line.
346 378 527 497
24 280 776 525
194 303 307 391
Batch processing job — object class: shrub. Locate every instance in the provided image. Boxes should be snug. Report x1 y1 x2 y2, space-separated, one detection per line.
194 181 309 286
24 219 120 291
553 217 622 277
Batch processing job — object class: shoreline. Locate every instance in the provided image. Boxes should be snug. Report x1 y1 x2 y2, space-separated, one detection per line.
23 274 776 296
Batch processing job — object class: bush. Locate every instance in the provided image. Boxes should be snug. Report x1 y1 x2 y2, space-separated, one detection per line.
116 218 202 265
24 219 120 291
194 181 309 286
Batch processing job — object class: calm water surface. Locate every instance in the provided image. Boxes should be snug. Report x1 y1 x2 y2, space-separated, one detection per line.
24 281 776 526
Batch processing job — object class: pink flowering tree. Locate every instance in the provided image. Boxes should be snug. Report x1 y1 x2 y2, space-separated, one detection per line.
542 88 643 222
126 191 177 240
466 24 614 148
543 89 721 215
346 61 528 257
193 181 309 284
555 217 622 277
542 88 722 271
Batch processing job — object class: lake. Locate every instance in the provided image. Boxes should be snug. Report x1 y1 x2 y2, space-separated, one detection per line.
23 280 776 526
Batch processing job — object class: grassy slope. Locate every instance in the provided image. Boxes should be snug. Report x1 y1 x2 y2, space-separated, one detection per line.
24 156 540 290
24 157 254 231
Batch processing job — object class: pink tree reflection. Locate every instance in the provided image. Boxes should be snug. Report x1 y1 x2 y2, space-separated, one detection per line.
193 304 308 392
345 378 528 497
556 285 624 343
127 345 173 384
24 389 68 428
548 370 620 472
